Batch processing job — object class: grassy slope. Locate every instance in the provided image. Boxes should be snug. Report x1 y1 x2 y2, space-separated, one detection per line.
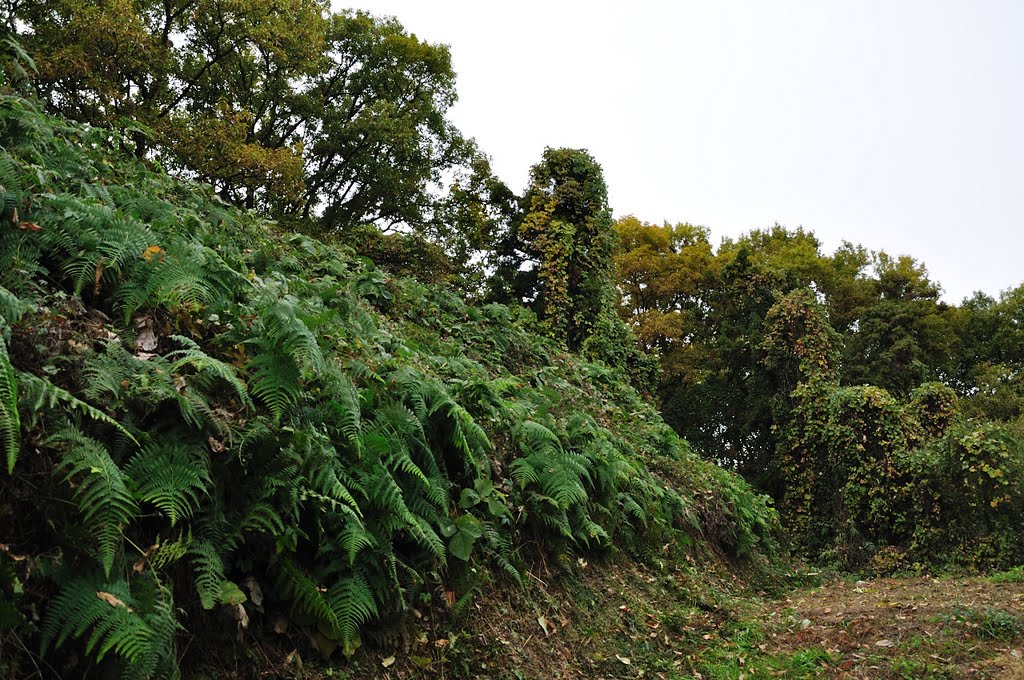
0 92 782 677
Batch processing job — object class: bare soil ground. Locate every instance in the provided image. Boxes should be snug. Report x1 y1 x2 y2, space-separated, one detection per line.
759 576 1024 679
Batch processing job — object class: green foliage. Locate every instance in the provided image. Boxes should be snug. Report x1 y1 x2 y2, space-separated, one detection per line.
41 575 179 678
493 149 657 391
0 89 779 676
51 428 139 577
0 336 17 473
14 0 483 251
944 604 1020 641
125 442 211 525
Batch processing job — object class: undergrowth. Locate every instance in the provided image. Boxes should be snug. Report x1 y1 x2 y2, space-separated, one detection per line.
0 86 781 676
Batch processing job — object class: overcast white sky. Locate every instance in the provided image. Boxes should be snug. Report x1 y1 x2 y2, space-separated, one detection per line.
348 1 1024 303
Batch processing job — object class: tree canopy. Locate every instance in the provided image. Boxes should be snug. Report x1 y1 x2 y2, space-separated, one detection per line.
11 1 478 240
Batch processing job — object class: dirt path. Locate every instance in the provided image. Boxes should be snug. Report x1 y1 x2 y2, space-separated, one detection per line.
760 577 1024 678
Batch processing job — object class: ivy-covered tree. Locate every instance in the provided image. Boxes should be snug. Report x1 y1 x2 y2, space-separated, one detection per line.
490 149 657 389
516 148 617 347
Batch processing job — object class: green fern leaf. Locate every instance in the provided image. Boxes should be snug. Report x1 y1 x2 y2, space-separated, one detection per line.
125 442 211 525
327 571 378 648
0 337 18 474
190 540 226 610
275 558 340 630
248 350 301 420
51 429 138 576
20 372 139 446
167 335 253 409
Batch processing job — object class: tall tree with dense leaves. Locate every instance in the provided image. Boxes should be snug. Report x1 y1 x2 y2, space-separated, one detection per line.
841 252 953 394
11 1 474 238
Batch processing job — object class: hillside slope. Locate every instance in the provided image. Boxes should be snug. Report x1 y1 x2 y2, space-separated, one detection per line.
0 92 781 677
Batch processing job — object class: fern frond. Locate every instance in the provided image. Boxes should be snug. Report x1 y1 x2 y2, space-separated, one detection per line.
20 372 139 446
275 558 340 630
326 571 378 647
189 540 226 610
239 501 285 536
50 428 138 576
248 351 301 420
260 298 325 374
167 335 252 409
0 337 18 474
306 461 362 517
41 577 152 662
147 533 191 571
328 372 362 452
0 284 31 327
125 442 211 525
429 394 492 473
339 519 376 566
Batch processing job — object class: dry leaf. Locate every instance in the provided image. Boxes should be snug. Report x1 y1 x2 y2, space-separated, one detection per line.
232 603 249 630
244 576 264 606
94 257 104 295
615 654 631 665
96 591 132 611
381 655 396 668
18 221 41 232
135 327 158 352
537 615 549 635
0 544 27 561
874 639 894 647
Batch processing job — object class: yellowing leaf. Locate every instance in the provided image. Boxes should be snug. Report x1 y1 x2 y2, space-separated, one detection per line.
142 245 164 261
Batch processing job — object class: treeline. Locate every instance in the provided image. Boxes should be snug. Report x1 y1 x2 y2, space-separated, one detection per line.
614 218 1024 569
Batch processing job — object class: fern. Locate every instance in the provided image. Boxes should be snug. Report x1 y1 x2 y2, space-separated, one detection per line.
238 501 285 537
326 571 379 648
248 350 301 420
189 540 227 610
275 558 341 630
339 519 377 566
0 337 18 474
167 335 253 409
328 370 362 452
51 428 138 576
291 428 362 517
20 372 139 446
147 533 191 571
124 442 211 525
0 284 31 328
41 575 177 678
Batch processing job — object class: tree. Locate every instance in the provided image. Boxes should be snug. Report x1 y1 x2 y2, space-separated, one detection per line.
12 1 473 236
515 148 617 348
841 252 953 394
490 149 657 389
